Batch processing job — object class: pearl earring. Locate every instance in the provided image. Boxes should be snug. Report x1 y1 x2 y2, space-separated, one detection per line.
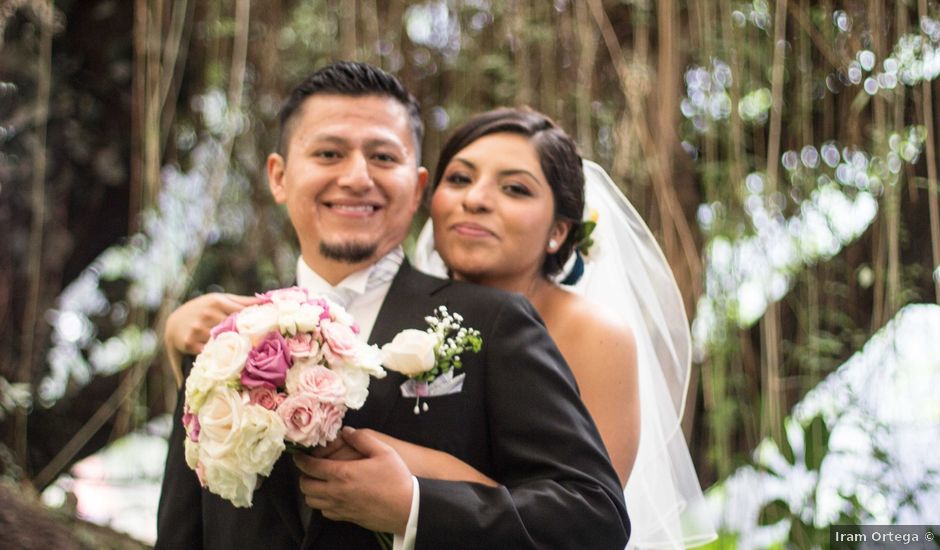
548 239 558 252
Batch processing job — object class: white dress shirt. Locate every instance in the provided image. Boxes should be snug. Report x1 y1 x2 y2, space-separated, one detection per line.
295 248 420 550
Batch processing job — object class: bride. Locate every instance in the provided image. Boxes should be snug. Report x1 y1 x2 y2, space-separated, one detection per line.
165 107 715 548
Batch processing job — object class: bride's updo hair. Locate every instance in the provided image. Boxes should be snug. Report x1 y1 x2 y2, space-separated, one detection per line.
431 107 584 277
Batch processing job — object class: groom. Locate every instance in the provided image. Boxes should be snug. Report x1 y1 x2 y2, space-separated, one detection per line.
156 61 629 549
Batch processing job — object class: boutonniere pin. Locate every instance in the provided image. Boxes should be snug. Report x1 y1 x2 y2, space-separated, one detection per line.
381 306 482 414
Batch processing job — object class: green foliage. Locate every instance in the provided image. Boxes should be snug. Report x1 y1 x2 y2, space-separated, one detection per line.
757 499 789 526
803 416 830 472
418 306 483 384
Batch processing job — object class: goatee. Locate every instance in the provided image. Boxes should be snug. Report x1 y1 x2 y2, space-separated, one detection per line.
320 241 377 263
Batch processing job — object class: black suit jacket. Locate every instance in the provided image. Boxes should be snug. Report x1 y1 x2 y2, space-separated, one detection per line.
156 261 630 549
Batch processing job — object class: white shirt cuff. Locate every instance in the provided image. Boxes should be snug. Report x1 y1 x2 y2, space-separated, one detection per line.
392 476 420 550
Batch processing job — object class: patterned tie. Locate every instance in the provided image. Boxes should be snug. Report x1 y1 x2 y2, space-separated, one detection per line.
367 248 403 291
321 286 357 310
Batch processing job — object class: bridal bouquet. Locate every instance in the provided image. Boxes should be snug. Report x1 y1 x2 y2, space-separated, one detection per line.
180 287 386 507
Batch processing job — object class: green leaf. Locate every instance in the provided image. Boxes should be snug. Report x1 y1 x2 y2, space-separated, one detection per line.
789 517 812 548
581 220 597 239
758 499 790 526
872 447 890 465
777 418 795 465
804 415 831 472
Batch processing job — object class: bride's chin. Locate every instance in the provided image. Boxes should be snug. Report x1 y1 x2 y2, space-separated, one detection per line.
448 267 487 284
444 260 493 284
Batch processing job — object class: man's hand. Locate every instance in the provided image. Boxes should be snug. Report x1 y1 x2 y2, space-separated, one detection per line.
294 427 414 534
309 432 365 461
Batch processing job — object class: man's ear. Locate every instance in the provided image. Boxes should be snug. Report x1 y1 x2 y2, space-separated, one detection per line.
267 153 287 204
413 167 429 210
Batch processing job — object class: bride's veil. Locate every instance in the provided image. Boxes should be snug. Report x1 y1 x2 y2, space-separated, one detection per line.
414 160 717 549
573 161 715 548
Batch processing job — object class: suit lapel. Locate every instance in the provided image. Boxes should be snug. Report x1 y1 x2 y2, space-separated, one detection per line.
369 260 450 344
351 260 451 432
302 261 450 548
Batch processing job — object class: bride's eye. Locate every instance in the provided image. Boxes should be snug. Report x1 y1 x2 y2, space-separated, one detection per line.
445 172 472 185
502 182 532 197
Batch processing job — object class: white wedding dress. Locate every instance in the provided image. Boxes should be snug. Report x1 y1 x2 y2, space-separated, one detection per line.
414 160 717 549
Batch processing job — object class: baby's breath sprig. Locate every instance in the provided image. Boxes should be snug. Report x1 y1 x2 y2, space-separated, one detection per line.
416 306 482 383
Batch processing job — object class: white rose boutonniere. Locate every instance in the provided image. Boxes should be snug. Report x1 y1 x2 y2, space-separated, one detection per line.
381 306 482 414
381 329 439 376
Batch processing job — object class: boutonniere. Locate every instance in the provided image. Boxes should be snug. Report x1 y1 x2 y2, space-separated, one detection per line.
380 306 482 414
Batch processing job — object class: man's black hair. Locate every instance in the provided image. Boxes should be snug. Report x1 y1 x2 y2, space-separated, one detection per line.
276 61 423 163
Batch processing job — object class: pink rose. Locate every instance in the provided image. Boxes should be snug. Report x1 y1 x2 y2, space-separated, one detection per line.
183 408 201 442
286 332 320 359
241 331 292 389
316 402 346 446
285 364 346 405
264 287 309 305
210 313 239 338
247 387 282 410
277 393 347 447
321 320 357 365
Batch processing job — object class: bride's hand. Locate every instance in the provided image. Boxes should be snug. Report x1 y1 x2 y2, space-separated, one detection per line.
164 293 259 385
166 293 258 355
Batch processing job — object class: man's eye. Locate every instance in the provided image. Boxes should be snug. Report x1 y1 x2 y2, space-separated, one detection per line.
374 153 397 163
316 150 341 159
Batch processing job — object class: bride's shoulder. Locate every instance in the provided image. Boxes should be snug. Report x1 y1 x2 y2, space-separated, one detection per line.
549 288 636 361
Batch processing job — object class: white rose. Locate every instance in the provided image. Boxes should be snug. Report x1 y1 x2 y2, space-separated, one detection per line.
277 301 323 335
184 437 200 471
235 405 286 478
331 364 371 409
348 344 386 379
197 386 246 459
202 458 256 508
295 303 324 333
184 364 215 413
381 329 439 376
322 299 356 327
194 331 252 384
235 303 280 344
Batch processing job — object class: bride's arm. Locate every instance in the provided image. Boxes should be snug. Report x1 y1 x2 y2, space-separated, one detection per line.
370 431 498 486
557 306 639 488
316 428 498 487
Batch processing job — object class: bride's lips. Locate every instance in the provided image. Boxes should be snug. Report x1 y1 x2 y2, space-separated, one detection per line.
450 222 497 239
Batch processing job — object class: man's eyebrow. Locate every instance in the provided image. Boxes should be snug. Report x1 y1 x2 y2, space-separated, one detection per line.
364 137 407 151
309 134 407 152
309 134 350 146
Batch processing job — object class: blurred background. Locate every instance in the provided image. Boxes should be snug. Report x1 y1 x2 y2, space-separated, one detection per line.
1 0 939 547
